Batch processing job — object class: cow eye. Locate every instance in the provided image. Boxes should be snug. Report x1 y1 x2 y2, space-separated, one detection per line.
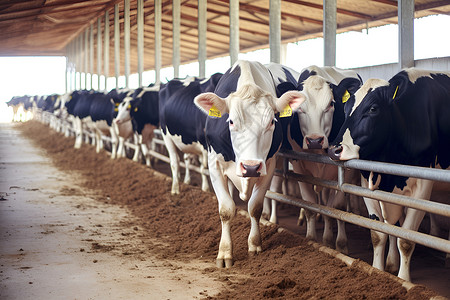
369 105 378 114
325 100 335 112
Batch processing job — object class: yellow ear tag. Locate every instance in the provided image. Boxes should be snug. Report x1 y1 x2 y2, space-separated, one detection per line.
342 90 350 103
392 85 399 99
114 108 118 112
208 105 221 118
279 105 292 118
134 107 138 112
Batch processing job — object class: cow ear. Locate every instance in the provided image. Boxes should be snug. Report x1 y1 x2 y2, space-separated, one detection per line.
194 92 228 118
388 71 410 102
332 77 362 105
276 91 307 117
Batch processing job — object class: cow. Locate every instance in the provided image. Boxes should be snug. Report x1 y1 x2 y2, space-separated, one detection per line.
267 64 362 254
194 60 306 268
104 88 138 160
114 85 160 165
327 68 450 281
159 73 223 195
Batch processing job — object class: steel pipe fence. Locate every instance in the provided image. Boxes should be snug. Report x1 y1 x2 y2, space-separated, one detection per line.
40 111 450 254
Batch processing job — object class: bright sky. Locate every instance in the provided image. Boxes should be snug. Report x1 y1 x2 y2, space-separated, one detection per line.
0 14 449 112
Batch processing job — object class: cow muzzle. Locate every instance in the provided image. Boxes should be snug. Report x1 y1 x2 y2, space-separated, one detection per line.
306 136 325 149
240 161 262 177
327 144 343 161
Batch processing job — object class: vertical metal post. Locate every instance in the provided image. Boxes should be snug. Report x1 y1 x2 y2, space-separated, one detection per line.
114 4 120 88
172 0 180 78
124 0 131 88
398 0 415 69
84 29 88 89
97 17 102 91
229 0 239 66
323 0 337 67
65 52 68 93
104 11 110 91
137 0 144 87
198 0 206 78
269 0 281 63
78 35 82 90
90 23 94 90
155 0 162 84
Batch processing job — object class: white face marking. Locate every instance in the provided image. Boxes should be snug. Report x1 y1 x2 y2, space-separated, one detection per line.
227 89 276 177
350 78 389 116
115 98 132 123
298 76 334 149
339 128 360 160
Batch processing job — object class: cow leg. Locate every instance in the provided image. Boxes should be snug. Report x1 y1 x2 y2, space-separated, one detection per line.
328 189 348 254
322 189 335 249
209 160 235 268
363 196 387 271
183 153 191 185
298 182 318 241
247 160 276 255
132 133 140 162
162 134 181 195
263 174 282 224
117 137 125 158
95 131 102 153
109 127 118 159
199 150 210 192
74 117 83 149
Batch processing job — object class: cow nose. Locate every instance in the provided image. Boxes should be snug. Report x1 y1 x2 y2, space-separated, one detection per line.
241 162 262 177
328 145 343 161
306 136 324 149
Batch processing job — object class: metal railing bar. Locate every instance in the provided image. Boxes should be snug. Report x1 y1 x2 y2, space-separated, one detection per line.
274 169 450 218
266 190 450 254
278 150 450 183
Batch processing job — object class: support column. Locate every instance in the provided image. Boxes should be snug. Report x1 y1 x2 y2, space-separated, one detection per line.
398 0 415 69
124 0 131 88
198 0 206 78
269 0 281 64
229 0 239 66
104 11 110 91
77 35 82 90
323 0 337 67
114 4 120 88
172 0 180 78
90 24 94 90
155 0 162 84
84 29 88 89
97 17 102 91
137 0 144 87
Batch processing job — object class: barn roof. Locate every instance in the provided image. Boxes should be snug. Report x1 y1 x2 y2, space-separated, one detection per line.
1 0 449 76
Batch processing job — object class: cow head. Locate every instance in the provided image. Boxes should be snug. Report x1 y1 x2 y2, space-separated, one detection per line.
195 86 305 177
115 93 134 125
328 78 393 161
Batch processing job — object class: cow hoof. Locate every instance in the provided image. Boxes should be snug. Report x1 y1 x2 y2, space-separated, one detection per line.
216 258 233 268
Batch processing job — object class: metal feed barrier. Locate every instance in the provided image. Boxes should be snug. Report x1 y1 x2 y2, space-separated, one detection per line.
40 110 450 255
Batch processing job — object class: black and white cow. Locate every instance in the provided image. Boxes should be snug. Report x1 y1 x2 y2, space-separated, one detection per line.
159 73 223 195
328 69 450 281
269 64 362 254
194 60 305 268
115 85 160 165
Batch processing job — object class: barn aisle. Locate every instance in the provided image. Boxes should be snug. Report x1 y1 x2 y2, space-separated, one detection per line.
0 123 222 299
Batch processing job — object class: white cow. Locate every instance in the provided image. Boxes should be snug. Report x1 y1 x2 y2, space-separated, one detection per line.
265 64 363 254
194 60 305 267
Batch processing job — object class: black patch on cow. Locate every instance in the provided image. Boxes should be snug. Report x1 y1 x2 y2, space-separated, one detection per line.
159 74 223 149
129 87 160 134
369 214 380 221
